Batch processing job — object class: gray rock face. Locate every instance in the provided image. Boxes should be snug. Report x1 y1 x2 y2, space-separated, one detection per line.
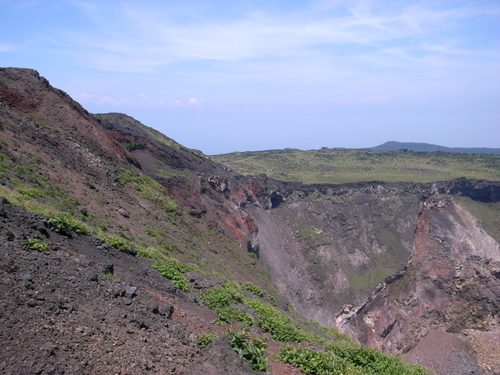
249 188 422 326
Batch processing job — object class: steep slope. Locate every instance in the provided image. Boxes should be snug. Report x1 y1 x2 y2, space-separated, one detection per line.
0 67 272 290
248 181 500 326
336 196 500 374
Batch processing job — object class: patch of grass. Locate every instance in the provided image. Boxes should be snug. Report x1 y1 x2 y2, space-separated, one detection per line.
120 170 178 212
243 283 265 297
102 234 135 254
212 149 500 184
151 258 199 292
122 140 146 151
27 238 51 252
456 196 500 243
296 225 332 247
49 213 91 236
0 186 59 217
245 298 313 342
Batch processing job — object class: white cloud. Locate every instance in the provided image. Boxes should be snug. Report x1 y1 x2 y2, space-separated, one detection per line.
188 98 200 106
100 96 130 106
61 1 499 74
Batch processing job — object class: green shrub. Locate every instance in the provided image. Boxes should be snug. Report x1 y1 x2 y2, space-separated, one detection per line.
202 284 244 309
229 329 268 372
122 140 146 151
27 238 51 252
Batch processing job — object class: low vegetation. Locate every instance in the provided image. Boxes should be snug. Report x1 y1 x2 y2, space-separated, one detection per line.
151 258 199 292
230 329 269 372
49 213 91 236
27 238 51 252
212 149 500 184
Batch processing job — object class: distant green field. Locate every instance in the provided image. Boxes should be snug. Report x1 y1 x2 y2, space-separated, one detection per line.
212 149 500 184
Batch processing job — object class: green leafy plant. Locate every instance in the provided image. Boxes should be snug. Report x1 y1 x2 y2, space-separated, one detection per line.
151 258 199 292
27 238 51 252
197 333 215 348
229 329 268 372
277 343 432 375
325 342 432 375
49 213 91 236
277 346 362 375
201 284 243 309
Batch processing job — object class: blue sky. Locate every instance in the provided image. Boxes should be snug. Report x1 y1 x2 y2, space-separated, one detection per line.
1 0 499 154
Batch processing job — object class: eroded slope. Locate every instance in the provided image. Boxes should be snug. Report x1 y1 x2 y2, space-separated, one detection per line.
337 196 500 374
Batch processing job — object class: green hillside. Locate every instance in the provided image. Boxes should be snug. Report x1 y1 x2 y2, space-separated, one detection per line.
212 149 500 185
369 141 500 154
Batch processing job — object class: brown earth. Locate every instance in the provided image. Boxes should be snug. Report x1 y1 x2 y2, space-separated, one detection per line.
0 198 310 375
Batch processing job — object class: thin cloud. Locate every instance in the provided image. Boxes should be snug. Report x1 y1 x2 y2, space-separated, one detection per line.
57 1 500 78
188 98 201 107
100 96 130 106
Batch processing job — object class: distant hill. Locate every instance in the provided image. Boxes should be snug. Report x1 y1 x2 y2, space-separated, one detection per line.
369 141 500 154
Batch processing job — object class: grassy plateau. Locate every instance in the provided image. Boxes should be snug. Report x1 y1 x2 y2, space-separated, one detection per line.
212 149 500 184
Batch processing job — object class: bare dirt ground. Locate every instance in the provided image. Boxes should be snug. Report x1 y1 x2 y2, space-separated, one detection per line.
0 198 307 375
